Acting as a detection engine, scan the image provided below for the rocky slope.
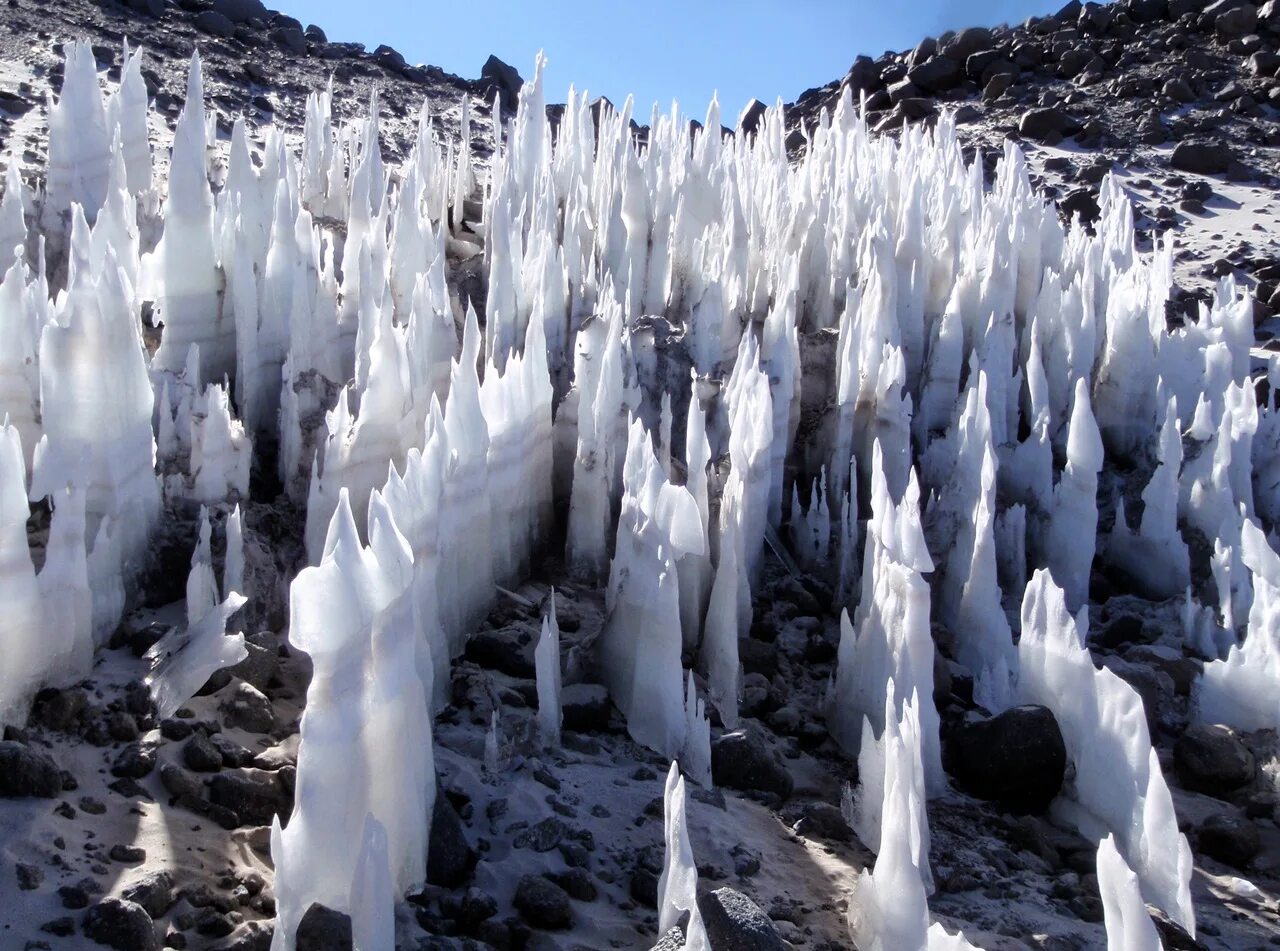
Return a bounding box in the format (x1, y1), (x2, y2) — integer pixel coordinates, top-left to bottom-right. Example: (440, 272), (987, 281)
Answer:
(783, 0), (1280, 313)
(2, 2), (1280, 951)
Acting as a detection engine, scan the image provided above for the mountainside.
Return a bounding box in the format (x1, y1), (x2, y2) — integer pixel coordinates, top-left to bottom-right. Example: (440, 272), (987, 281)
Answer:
(782, 0), (1280, 308)
(0, 2), (1279, 951)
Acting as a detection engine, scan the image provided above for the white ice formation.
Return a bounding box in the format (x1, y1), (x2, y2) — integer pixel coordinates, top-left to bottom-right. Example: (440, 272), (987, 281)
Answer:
(832, 447), (943, 794)
(1196, 517), (1280, 731)
(145, 591), (248, 721)
(271, 490), (434, 950)
(601, 419), (705, 758)
(1018, 569), (1194, 935)
(535, 590), (562, 748)
(846, 679), (981, 951)
(2, 36), (1271, 944)
(1097, 833), (1165, 951)
(658, 762), (709, 951)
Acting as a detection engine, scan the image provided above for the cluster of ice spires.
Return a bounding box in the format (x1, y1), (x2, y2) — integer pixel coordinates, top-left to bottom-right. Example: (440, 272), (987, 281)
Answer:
(2, 32), (1276, 947)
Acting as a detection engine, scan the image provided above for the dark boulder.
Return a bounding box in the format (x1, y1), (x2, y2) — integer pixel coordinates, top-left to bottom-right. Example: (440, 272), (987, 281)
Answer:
(183, 732), (224, 772)
(940, 27), (994, 62)
(738, 99), (768, 136)
(120, 871), (176, 919)
(561, 683), (611, 732)
(31, 687), (88, 731)
(649, 926), (686, 951)
(1061, 187), (1101, 223)
(906, 56), (965, 93)
(124, 0), (167, 16)
(373, 45), (407, 73)
(712, 727), (794, 800)
(428, 790), (477, 887)
(82, 898), (159, 951)
(1249, 50), (1280, 76)
(1019, 106), (1080, 142)
(1171, 141), (1233, 175)
(1164, 77), (1196, 102)
(194, 10), (235, 37)
(1125, 0), (1169, 20)
(844, 56), (882, 94)
(1175, 724), (1255, 797)
(1198, 813), (1261, 868)
(944, 705), (1066, 814)
(481, 55), (523, 110)
(207, 769), (290, 826)
(211, 0), (267, 21)
(0, 741), (63, 798)
(465, 628), (535, 679)
(295, 903), (352, 951)
(793, 801), (853, 843)
(697, 887), (787, 951)
(1215, 1), (1258, 34)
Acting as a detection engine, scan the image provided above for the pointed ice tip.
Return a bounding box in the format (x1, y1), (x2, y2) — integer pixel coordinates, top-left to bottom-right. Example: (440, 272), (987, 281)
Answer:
(187, 48), (203, 101)
(665, 760), (681, 789)
(462, 301), (481, 359)
(323, 487), (363, 561)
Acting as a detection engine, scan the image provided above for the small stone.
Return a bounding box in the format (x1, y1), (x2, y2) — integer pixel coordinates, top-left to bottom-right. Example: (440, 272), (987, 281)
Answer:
(40, 917), (75, 937)
(183, 733), (224, 772)
(513, 875), (573, 930)
(111, 743), (156, 779)
(220, 682), (275, 733)
(79, 796), (106, 815)
(456, 887), (498, 929)
(59, 883), (91, 909)
(515, 816), (566, 852)
(16, 861), (42, 890)
(109, 844), (146, 864)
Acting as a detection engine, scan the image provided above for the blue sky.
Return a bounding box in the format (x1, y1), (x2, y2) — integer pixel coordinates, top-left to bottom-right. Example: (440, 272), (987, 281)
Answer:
(273, 0), (1064, 123)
